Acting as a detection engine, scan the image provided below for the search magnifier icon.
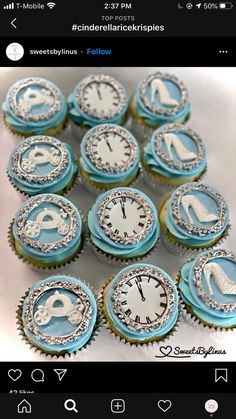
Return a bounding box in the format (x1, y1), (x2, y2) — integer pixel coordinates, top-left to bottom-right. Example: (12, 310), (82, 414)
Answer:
(64, 399), (78, 413)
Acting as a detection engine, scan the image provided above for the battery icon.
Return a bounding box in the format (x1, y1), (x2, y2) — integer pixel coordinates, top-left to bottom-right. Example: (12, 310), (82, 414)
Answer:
(219, 2), (233, 9)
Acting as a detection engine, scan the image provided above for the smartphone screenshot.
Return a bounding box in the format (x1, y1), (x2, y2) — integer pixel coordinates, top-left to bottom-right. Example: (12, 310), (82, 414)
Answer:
(0, 1), (235, 418)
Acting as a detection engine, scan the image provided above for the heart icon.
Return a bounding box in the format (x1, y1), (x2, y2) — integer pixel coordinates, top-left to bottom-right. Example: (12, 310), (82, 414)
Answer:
(8, 369), (22, 382)
(157, 400), (172, 413)
(159, 345), (172, 357)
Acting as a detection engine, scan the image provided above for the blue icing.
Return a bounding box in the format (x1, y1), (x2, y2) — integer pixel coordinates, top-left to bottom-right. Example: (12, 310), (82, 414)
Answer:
(88, 187), (160, 258)
(143, 127), (206, 179)
(80, 124), (140, 185)
(165, 183), (229, 246)
(22, 276), (97, 353)
(3, 77), (67, 134)
(8, 137), (77, 195)
(179, 253), (236, 327)
(105, 263), (178, 341)
(13, 194), (82, 264)
(132, 76), (190, 127)
(68, 77), (128, 127)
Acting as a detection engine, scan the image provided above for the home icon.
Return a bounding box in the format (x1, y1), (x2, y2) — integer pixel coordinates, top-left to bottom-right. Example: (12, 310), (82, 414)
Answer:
(17, 399), (32, 414)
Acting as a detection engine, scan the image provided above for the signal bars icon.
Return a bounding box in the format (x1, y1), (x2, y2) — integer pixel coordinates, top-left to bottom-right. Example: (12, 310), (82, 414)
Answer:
(3, 2), (14, 8)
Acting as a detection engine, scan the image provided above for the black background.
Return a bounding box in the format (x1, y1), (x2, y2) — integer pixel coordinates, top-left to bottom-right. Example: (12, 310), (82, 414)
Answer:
(0, 37), (234, 66)
(0, 0), (235, 37)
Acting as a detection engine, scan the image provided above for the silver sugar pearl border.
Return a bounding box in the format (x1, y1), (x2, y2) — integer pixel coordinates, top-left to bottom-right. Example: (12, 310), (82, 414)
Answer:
(153, 123), (205, 171)
(140, 72), (188, 116)
(23, 281), (93, 345)
(11, 136), (69, 183)
(97, 189), (155, 245)
(85, 124), (139, 173)
(15, 194), (80, 253)
(112, 266), (177, 333)
(171, 183), (228, 236)
(8, 77), (63, 122)
(193, 249), (236, 313)
(75, 74), (127, 120)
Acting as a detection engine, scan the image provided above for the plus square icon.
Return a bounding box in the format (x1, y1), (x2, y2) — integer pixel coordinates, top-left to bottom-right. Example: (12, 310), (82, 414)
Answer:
(111, 399), (126, 414)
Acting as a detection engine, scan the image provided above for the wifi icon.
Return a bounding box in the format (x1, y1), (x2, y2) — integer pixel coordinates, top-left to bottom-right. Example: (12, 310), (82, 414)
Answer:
(47, 2), (56, 9)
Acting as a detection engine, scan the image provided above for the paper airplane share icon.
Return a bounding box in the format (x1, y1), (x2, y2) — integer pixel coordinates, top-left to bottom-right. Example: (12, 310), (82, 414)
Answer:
(54, 369), (67, 381)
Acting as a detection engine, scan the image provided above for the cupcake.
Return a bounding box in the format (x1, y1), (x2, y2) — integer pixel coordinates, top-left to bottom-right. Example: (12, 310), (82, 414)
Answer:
(88, 187), (160, 265)
(159, 183), (230, 257)
(143, 124), (207, 194)
(2, 77), (67, 138)
(79, 124), (141, 195)
(9, 194), (84, 269)
(19, 275), (98, 355)
(68, 74), (128, 141)
(129, 72), (190, 143)
(179, 249), (236, 329)
(7, 135), (78, 196)
(102, 263), (179, 344)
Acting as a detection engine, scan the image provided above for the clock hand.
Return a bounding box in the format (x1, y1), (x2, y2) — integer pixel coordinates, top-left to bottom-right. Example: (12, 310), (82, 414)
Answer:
(96, 83), (102, 100)
(120, 199), (127, 219)
(105, 135), (113, 152)
(135, 279), (146, 302)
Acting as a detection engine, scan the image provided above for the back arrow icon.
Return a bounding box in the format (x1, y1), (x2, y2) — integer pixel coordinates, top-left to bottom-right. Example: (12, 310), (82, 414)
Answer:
(11, 18), (17, 29)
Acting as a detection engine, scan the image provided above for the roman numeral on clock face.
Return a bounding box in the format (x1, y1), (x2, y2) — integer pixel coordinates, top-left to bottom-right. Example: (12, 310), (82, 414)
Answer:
(125, 309), (132, 316)
(146, 317), (151, 324)
(135, 315), (140, 323)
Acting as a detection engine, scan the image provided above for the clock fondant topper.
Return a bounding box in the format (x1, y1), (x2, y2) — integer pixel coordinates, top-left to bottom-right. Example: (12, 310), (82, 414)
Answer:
(68, 74), (128, 141)
(79, 124), (141, 194)
(103, 263), (179, 343)
(88, 187), (160, 262)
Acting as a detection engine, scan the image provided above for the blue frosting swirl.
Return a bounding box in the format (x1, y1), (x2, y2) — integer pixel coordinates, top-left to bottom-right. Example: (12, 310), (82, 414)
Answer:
(68, 76), (128, 127)
(3, 77), (67, 134)
(88, 187), (160, 258)
(13, 194), (82, 265)
(132, 77), (190, 127)
(22, 276), (97, 353)
(143, 126), (206, 181)
(164, 183), (229, 247)
(105, 263), (179, 341)
(179, 252), (236, 327)
(80, 124), (140, 185)
(8, 136), (77, 195)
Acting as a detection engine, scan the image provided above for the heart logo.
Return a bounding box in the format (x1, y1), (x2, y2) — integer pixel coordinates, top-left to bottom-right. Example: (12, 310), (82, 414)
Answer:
(159, 345), (172, 357)
(8, 369), (22, 382)
(157, 400), (172, 413)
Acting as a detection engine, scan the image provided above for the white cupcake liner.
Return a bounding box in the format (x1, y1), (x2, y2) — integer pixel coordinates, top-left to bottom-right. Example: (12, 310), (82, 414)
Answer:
(143, 170), (176, 196)
(130, 116), (156, 144)
(179, 299), (236, 334)
(161, 224), (231, 259)
(79, 165), (143, 198)
(98, 279), (181, 347)
(89, 237), (160, 268)
(8, 211), (88, 273)
(142, 166), (207, 197)
(16, 279), (103, 358)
